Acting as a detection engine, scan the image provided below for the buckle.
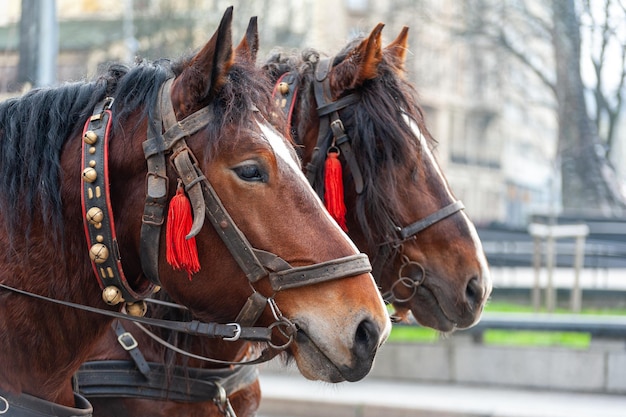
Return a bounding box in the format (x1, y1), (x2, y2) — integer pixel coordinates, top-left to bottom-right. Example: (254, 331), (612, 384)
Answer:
(223, 323), (242, 342)
(117, 331), (139, 350)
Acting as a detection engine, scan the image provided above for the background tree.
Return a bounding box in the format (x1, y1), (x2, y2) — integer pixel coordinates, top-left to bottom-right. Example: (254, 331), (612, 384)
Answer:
(456, 0), (626, 216)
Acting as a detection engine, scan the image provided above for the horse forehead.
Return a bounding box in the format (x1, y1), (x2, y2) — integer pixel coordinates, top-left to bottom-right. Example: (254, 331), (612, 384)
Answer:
(256, 120), (302, 174)
(401, 113), (455, 199)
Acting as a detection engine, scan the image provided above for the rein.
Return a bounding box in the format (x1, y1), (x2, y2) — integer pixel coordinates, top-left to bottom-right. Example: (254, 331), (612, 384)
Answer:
(0, 75), (377, 414)
(272, 57), (466, 304)
(0, 390), (92, 417)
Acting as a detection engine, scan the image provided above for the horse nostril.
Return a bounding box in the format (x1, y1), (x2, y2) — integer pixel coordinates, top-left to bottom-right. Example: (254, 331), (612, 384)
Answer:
(353, 319), (379, 359)
(466, 276), (483, 309)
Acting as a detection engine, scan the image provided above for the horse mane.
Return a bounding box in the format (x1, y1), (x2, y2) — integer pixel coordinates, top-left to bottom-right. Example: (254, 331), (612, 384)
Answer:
(0, 51), (279, 246)
(263, 36), (437, 249)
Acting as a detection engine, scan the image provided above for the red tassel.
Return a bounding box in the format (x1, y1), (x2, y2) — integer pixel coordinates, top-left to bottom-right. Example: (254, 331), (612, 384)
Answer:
(324, 151), (348, 231)
(166, 183), (200, 280)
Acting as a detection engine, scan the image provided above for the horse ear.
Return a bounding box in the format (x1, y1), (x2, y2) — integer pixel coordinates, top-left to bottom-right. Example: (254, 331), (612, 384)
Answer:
(176, 6), (234, 110)
(235, 16), (259, 64)
(384, 26), (409, 71)
(330, 23), (384, 95)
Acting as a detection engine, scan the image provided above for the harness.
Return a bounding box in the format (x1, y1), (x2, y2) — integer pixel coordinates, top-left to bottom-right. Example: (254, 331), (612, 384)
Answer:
(272, 56), (465, 305)
(1, 76), (374, 416)
(0, 390), (92, 417)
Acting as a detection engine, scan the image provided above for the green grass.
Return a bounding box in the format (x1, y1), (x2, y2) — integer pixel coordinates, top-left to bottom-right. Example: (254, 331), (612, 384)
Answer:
(386, 301), (625, 348)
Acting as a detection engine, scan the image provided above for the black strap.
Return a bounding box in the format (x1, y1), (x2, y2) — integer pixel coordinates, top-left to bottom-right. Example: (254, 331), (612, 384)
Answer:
(76, 360), (258, 403)
(397, 201), (465, 241)
(0, 283), (271, 342)
(112, 321), (152, 379)
(82, 99), (156, 302)
(310, 57), (365, 194)
(0, 388), (92, 417)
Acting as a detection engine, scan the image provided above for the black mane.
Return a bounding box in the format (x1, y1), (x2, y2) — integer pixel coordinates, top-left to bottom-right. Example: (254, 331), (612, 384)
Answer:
(0, 52), (276, 242)
(263, 37), (435, 248)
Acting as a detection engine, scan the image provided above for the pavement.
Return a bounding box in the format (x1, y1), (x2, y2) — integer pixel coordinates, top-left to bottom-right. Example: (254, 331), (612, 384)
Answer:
(257, 372), (626, 417)
(255, 266), (626, 417)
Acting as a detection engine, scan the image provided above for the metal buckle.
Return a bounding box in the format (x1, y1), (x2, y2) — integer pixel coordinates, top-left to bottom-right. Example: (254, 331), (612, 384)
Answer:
(0, 395), (8, 414)
(223, 323), (242, 342)
(117, 331), (139, 350)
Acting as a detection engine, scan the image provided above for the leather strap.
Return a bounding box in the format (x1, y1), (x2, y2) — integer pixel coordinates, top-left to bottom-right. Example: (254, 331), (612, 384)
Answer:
(81, 99), (156, 302)
(112, 321), (152, 379)
(268, 253), (371, 291)
(397, 201), (465, 241)
(310, 57), (364, 194)
(0, 388), (92, 417)
(76, 360), (258, 403)
(0, 283), (271, 342)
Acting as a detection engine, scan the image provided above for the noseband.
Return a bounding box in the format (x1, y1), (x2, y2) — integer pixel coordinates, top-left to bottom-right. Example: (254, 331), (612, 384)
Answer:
(136, 77), (372, 323)
(272, 57), (465, 304)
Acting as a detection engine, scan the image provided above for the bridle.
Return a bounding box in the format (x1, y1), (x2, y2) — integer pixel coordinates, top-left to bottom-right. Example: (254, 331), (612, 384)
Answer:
(0, 74), (375, 416)
(272, 56), (465, 305)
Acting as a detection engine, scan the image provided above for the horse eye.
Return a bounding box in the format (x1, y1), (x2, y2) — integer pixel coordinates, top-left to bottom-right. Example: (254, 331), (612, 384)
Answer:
(232, 163), (267, 182)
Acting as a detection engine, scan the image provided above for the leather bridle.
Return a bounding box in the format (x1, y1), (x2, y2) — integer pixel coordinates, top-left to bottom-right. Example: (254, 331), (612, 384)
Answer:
(272, 56), (465, 305)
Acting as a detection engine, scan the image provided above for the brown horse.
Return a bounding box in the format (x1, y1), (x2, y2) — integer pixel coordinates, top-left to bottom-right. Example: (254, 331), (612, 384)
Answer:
(265, 23), (492, 330)
(0, 7), (390, 416)
(77, 19), (492, 417)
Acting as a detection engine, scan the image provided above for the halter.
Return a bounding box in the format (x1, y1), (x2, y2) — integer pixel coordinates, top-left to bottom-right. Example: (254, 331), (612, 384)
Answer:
(0, 75), (375, 416)
(272, 57), (465, 304)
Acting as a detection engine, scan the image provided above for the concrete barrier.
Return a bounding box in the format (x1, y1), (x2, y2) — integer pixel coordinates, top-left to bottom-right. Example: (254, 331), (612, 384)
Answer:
(367, 334), (626, 394)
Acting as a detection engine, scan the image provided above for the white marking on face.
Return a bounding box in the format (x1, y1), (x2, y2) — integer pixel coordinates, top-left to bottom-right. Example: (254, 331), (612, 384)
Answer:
(256, 120), (360, 252)
(403, 115), (492, 291)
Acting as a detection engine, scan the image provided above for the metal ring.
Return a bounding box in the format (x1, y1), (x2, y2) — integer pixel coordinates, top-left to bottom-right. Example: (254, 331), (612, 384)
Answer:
(0, 396), (8, 414)
(389, 276), (419, 303)
(268, 320), (296, 350)
(398, 260), (426, 287)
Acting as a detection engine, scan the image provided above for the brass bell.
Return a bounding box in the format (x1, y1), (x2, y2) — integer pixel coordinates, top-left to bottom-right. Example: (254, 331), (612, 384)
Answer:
(126, 301), (147, 317)
(89, 243), (109, 264)
(278, 82), (289, 95)
(83, 130), (98, 145)
(86, 207), (104, 225)
(102, 285), (124, 305)
(82, 167), (97, 183)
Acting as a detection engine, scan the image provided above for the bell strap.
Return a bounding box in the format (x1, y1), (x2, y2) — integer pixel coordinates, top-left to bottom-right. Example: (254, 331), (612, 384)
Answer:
(0, 388), (92, 417)
(81, 98), (156, 302)
(76, 360), (258, 403)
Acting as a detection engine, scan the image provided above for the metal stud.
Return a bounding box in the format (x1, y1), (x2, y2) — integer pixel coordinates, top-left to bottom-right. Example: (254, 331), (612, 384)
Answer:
(126, 301), (147, 317)
(278, 82), (289, 95)
(89, 243), (109, 263)
(82, 167), (97, 183)
(83, 130), (98, 144)
(102, 285), (123, 305)
(86, 207), (104, 225)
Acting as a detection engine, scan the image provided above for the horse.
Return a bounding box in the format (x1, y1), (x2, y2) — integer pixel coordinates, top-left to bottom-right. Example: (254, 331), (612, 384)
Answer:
(0, 7), (391, 416)
(77, 18), (493, 417)
(264, 23), (492, 330)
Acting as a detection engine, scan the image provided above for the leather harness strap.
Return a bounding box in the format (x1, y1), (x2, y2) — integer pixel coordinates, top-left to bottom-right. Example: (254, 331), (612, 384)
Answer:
(76, 360), (258, 403)
(0, 389), (93, 417)
(311, 58), (364, 194)
(81, 99), (157, 302)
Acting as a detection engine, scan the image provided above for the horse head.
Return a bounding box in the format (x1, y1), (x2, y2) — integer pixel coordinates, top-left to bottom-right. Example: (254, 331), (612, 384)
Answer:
(264, 23), (492, 333)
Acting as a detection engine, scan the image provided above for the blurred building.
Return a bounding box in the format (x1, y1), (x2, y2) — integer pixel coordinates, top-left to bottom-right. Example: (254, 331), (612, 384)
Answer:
(0, 0), (560, 227)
